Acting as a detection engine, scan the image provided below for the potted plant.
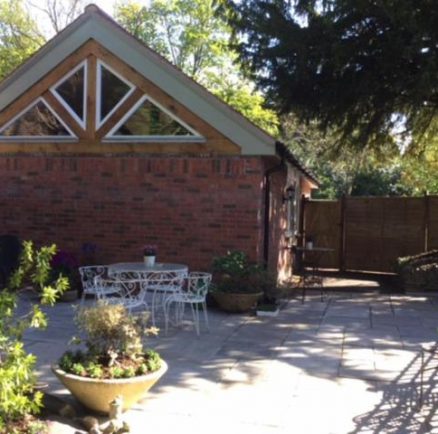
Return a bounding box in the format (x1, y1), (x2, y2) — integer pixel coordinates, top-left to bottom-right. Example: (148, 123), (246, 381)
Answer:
(143, 244), (157, 267)
(211, 251), (270, 313)
(80, 242), (99, 266)
(50, 250), (80, 302)
(52, 303), (167, 413)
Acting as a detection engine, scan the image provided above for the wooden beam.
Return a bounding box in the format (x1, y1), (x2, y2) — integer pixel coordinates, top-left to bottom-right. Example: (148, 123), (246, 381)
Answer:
(42, 91), (86, 139)
(85, 54), (97, 139)
(0, 39), (241, 155)
(0, 40), (96, 127)
(0, 141), (219, 154)
(95, 88), (143, 139)
(88, 42), (240, 154)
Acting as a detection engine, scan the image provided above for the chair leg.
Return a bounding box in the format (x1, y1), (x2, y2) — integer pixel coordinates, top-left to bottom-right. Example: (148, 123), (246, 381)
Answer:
(151, 290), (158, 328)
(178, 302), (186, 326)
(190, 303), (200, 336)
(203, 301), (209, 331)
(164, 299), (171, 335)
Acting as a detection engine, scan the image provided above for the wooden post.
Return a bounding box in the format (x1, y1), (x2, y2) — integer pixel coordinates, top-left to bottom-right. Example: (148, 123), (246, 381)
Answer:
(424, 193), (430, 252)
(295, 194), (307, 272)
(339, 194), (346, 272)
(298, 194), (306, 248)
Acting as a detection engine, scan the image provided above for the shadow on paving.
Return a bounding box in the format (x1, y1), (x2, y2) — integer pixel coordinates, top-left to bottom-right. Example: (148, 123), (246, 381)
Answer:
(18, 280), (438, 433)
(349, 349), (438, 434)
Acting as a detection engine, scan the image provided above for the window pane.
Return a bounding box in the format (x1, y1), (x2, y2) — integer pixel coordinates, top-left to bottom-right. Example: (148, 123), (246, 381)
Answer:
(113, 99), (194, 136)
(55, 66), (84, 120)
(0, 101), (71, 136)
(100, 65), (131, 120)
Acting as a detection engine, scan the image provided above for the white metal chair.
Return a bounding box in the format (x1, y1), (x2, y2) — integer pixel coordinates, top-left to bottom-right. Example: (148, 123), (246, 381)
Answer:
(164, 272), (212, 336)
(94, 272), (149, 314)
(146, 270), (187, 326)
(78, 265), (120, 304)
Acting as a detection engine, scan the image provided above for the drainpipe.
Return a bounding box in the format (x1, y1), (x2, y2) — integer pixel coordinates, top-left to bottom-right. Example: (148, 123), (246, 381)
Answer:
(263, 158), (286, 269)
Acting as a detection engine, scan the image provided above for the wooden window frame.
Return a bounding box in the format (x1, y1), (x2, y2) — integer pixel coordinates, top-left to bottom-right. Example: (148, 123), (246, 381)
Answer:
(50, 60), (88, 130)
(0, 97), (77, 142)
(96, 60), (135, 129)
(104, 94), (205, 143)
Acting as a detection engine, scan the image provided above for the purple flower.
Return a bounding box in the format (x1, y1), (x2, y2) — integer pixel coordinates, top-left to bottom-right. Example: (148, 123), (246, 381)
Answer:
(143, 245), (157, 256)
(51, 250), (78, 270)
(81, 242), (97, 255)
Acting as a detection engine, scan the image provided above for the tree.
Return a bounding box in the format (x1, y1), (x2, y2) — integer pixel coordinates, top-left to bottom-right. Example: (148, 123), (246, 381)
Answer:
(228, 0), (438, 151)
(281, 114), (412, 197)
(116, 0), (230, 81)
(115, 0), (279, 135)
(0, 0), (45, 80)
(400, 145), (438, 195)
(27, 0), (84, 36)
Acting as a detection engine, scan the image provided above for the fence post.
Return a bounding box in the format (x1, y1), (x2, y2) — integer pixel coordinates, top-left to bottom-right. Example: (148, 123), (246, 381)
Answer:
(339, 194), (346, 272)
(424, 193), (430, 252)
(295, 194), (307, 272)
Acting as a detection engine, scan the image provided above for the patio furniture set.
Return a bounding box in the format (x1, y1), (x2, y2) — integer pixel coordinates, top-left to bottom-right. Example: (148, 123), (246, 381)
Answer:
(78, 262), (212, 335)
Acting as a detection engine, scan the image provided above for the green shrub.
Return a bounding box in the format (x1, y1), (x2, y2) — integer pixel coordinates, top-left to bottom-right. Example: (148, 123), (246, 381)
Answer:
(0, 241), (67, 431)
(58, 304), (161, 379)
(211, 251), (277, 295)
(109, 367), (125, 379)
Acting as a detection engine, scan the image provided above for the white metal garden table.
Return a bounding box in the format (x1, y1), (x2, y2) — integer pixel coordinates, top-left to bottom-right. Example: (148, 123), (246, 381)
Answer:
(108, 262), (189, 325)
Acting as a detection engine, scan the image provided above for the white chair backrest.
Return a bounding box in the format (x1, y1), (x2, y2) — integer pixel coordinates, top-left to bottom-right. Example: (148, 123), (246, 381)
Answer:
(78, 265), (107, 291)
(187, 272), (212, 297)
(147, 270), (187, 292)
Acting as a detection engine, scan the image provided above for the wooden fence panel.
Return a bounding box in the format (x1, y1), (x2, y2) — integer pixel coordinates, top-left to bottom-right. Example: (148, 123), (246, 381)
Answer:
(344, 197), (425, 272)
(303, 195), (438, 273)
(304, 200), (340, 268)
(428, 197), (438, 250)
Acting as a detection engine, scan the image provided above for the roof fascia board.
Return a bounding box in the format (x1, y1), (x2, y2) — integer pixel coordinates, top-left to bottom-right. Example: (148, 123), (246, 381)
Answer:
(0, 16), (94, 108)
(0, 12), (276, 156)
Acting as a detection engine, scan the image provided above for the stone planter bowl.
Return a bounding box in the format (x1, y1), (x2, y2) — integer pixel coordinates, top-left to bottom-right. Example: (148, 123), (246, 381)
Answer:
(211, 291), (262, 313)
(52, 360), (168, 413)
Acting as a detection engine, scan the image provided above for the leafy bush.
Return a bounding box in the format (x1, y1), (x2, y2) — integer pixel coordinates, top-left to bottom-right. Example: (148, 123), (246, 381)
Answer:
(49, 249), (80, 292)
(211, 251), (276, 295)
(0, 241), (68, 432)
(58, 303), (161, 379)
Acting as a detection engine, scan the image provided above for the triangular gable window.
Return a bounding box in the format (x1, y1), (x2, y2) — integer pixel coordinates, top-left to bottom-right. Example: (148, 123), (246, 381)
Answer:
(97, 61), (134, 128)
(0, 98), (75, 140)
(105, 95), (202, 141)
(51, 61), (87, 128)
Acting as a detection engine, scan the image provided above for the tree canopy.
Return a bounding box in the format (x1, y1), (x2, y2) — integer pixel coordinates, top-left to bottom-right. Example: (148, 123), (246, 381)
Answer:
(115, 0), (279, 135)
(228, 0), (438, 151)
(0, 0), (45, 80)
(281, 114), (414, 198)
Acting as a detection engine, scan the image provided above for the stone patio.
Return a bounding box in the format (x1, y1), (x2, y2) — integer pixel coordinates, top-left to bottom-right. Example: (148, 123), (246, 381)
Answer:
(21, 282), (438, 433)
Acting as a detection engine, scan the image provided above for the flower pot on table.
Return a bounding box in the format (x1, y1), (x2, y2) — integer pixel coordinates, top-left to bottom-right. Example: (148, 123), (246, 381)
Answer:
(144, 256), (156, 267)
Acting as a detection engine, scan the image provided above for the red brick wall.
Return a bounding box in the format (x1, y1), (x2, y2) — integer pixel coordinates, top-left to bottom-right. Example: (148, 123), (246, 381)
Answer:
(0, 155), (266, 271)
(265, 164), (290, 279)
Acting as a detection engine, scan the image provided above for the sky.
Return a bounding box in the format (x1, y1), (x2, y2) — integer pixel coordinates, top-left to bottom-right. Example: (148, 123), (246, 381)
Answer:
(92, 0), (151, 15)
(28, 0), (151, 37)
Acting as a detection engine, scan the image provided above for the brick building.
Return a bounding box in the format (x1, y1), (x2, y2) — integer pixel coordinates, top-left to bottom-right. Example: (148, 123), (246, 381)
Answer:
(0, 5), (316, 280)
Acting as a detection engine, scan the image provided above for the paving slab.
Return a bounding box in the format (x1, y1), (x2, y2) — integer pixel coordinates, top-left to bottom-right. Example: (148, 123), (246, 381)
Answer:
(15, 285), (438, 434)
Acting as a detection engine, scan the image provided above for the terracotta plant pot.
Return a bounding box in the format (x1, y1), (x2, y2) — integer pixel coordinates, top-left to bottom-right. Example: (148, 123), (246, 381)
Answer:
(52, 360), (167, 413)
(211, 291), (262, 313)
